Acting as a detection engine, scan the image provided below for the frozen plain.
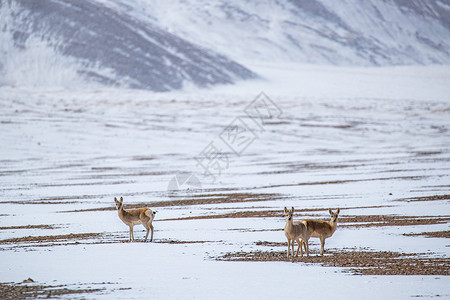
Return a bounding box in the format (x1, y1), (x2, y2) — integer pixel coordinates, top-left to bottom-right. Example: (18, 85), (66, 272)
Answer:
(0, 63), (450, 299)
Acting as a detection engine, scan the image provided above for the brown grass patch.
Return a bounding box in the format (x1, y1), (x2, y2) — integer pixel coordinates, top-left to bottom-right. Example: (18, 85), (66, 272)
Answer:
(404, 231), (450, 238)
(157, 239), (213, 244)
(340, 215), (450, 227)
(0, 232), (210, 250)
(218, 249), (450, 275)
(396, 194), (450, 202)
(152, 192), (283, 207)
(260, 176), (426, 189)
(255, 241), (285, 247)
(0, 280), (103, 299)
(64, 192), (283, 213)
(0, 225), (59, 230)
(159, 208), (450, 229)
(161, 210), (283, 221)
(0, 195), (100, 205)
(229, 228), (282, 232)
(0, 233), (103, 245)
(0, 232), (132, 250)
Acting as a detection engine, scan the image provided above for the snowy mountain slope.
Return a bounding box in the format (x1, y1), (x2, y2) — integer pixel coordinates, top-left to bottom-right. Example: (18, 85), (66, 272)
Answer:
(0, 0), (256, 90)
(118, 0), (450, 66)
(1, 0), (449, 90)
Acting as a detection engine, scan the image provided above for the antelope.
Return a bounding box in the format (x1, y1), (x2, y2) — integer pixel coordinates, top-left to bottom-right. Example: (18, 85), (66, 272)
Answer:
(302, 209), (340, 256)
(114, 197), (156, 242)
(283, 207), (310, 257)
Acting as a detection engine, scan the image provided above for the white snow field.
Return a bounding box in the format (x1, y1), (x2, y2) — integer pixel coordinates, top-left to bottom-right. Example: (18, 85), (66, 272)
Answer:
(1, 63), (450, 299)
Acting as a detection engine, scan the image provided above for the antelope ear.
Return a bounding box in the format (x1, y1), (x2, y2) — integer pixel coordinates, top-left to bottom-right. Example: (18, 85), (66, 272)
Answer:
(336, 208), (340, 215)
(291, 207), (294, 213)
(114, 197), (117, 202)
(284, 207), (288, 214)
(120, 197), (123, 203)
(329, 209), (333, 215)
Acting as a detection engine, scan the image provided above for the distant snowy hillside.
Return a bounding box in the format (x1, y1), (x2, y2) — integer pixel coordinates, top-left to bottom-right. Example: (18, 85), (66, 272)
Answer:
(1, 0), (449, 90)
(117, 0), (450, 65)
(0, 0), (256, 90)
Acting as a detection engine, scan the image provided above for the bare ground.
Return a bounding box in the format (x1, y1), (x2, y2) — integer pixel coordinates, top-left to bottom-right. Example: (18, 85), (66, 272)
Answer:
(404, 231), (450, 238)
(0, 225), (60, 230)
(396, 194), (450, 202)
(0, 279), (103, 300)
(62, 192), (285, 213)
(0, 232), (217, 250)
(218, 249), (450, 275)
(159, 209), (450, 229)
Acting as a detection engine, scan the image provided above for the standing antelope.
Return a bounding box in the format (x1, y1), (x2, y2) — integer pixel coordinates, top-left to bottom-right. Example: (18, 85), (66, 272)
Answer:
(114, 197), (156, 242)
(283, 207), (310, 257)
(302, 209), (340, 256)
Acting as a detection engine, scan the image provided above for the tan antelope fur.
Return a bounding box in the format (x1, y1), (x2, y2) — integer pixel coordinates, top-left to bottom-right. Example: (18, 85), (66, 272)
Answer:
(302, 209), (340, 256)
(283, 207), (310, 257)
(114, 197), (156, 242)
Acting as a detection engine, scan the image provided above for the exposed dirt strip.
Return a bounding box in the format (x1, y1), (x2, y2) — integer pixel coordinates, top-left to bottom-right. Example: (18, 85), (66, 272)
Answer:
(0, 225), (60, 230)
(0, 279), (103, 300)
(396, 194), (450, 202)
(63, 192), (284, 212)
(0, 232), (217, 250)
(0, 233), (103, 244)
(339, 215), (450, 228)
(159, 211), (450, 228)
(404, 231), (450, 238)
(218, 249), (450, 275)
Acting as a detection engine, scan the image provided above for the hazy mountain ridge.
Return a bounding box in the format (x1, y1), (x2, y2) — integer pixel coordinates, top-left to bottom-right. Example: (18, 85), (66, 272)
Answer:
(124, 0), (450, 66)
(0, 0), (256, 90)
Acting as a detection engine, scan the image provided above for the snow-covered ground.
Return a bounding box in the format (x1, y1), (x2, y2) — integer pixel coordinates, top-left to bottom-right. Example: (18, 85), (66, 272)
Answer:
(0, 64), (449, 299)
